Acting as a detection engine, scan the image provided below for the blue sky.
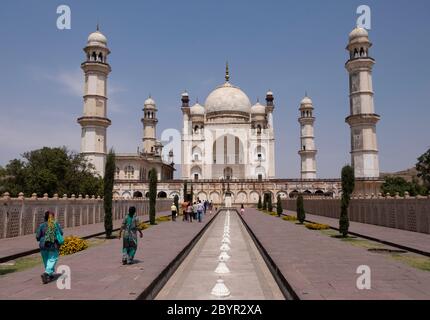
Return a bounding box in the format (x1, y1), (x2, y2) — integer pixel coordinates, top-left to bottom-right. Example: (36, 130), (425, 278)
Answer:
(0, 0), (429, 178)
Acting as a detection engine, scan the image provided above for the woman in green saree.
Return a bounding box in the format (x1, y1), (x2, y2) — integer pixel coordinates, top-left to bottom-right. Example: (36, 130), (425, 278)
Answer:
(36, 211), (63, 284)
(119, 206), (143, 265)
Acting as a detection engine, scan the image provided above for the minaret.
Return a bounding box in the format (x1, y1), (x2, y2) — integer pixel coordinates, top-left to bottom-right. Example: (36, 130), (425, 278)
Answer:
(78, 26), (111, 176)
(181, 91), (191, 179)
(141, 96), (158, 154)
(298, 95), (317, 179)
(345, 27), (380, 178)
(265, 90), (274, 128)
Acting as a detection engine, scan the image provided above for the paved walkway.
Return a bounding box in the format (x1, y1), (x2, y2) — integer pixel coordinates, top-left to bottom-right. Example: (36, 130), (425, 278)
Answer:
(285, 210), (430, 254)
(156, 210), (283, 300)
(243, 209), (430, 300)
(0, 211), (169, 261)
(0, 212), (215, 299)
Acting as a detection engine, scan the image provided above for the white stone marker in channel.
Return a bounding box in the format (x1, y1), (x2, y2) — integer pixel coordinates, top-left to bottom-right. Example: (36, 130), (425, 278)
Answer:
(215, 261), (230, 274)
(211, 279), (231, 298)
(219, 251), (230, 262)
(220, 243), (231, 252)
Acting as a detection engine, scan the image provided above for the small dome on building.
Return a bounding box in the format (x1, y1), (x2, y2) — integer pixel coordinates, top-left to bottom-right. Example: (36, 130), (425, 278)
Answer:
(348, 27), (369, 41)
(190, 103), (205, 115)
(144, 97), (156, 106)
(251, 102), (266, 114)
(87, 30), (107, 47)
(300, 96), (313, 105)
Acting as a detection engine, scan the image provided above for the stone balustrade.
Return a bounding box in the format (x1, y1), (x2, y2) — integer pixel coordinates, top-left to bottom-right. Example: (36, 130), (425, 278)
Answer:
(282, 193), (430, 234)
(0, 192), (172, 239)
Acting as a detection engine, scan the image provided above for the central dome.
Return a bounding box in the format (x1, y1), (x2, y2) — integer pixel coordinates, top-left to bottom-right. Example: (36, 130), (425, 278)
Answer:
(205, 82), (252, 116)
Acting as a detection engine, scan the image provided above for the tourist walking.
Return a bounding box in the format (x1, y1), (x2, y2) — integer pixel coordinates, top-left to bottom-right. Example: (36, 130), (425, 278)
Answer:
(193, 202), (198, 220)
(36, 211), (64, 284)
(181, 201), (188, 221)
(209, 201), (213, 214)
(119, 206), (143, 265)
(187, 203), (193, 222)
(197, 200), (204, 223)
(240, 203), (245, 215)
(171, 202), (178, 221)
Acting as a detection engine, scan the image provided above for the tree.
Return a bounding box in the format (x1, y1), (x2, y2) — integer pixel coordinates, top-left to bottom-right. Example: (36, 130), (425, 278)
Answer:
(416, 148), (430, 188)
(276, 194), (283, 217)
(381, 176), (427, 197)
(267, 194), (273, 212)
(0, 147), (102, 197)
(174, 194), (179, 215)
(183, 181), (188, 202)
(103, 149), (115, 238)
(296, 195), (305, 224)
(262, 193), (267, 211)
(257, 195), (262, 210)
(149, 168), (157, 225)
(339, 165), (355, 237)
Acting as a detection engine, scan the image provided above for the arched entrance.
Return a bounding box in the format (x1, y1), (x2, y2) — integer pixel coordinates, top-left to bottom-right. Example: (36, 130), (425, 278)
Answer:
(223, 167), (233, 180)
(133, 191), (143, 198)
(157, 191), (167, 198)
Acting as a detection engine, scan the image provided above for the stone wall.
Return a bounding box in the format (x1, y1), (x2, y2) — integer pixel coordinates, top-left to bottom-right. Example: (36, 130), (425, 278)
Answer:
(0, 193), (171, 239)
(282, 196), (430, 234)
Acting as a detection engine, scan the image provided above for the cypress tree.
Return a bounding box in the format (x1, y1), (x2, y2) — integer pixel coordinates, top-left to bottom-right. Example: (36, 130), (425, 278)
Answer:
(262, 193), (267, 211)
(296, 194), (305, 224)
(183, 181), (188, 202)
(257, 195), (262, 210)
(174, 194), (179, 215)
(103, 149), (115, 238)
(276, 194), (283, 217)
(149, 168), (157, 225)
(339, 165), (355, 237)
(267, 194), (273, 212)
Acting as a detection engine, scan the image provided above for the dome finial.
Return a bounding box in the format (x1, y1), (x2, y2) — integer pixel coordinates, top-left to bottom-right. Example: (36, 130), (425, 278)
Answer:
(225, 61), (230, 82)
(96, 20), (100, 31)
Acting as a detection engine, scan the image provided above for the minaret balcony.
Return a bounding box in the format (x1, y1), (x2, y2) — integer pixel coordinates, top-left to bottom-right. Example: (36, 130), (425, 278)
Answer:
(81, 61), (111, 73)
(77, 116), (111, 128)
(298, 150), (317, 156)
(345, 113), (380, 126)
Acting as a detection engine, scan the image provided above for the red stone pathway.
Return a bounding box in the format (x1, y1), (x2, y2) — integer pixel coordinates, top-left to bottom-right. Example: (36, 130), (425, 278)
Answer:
(0, 212), (215, 299)
(242, 209), (430, 300)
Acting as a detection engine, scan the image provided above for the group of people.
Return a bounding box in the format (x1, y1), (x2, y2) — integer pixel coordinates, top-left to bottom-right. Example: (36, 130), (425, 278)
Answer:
(182, 199), (213, 223)
(36, 206), (143, 284)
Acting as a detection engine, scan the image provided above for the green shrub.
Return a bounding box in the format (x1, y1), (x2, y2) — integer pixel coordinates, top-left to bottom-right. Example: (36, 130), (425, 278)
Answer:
(297, 195), (305, 224)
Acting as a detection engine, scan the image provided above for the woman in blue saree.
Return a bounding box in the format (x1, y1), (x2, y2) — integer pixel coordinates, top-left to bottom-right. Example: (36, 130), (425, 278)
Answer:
(36, 211), (63, 284)
(119, 206), (143, 265)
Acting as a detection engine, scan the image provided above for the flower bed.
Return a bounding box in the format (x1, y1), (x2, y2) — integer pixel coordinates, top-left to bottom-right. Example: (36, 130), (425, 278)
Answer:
(305, 223), (330, 230)
(282, 215), (297, 221)
(59, 236), (88, 256)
